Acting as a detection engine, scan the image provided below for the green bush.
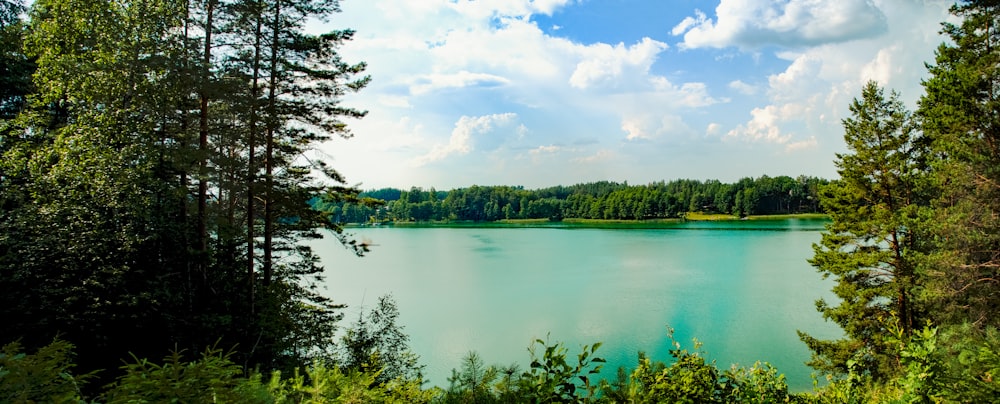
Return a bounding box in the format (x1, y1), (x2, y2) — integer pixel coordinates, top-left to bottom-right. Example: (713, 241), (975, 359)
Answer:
(598, 328), (791, 403)
(518, 338), (604, 403)
(719, 361), (790, 403)
(104, 346), (251, 403)
(0, 339), (92, 403)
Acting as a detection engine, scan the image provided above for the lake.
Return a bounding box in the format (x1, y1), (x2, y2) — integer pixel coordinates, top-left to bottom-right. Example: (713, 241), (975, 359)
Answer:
(309, 218), (842, 392)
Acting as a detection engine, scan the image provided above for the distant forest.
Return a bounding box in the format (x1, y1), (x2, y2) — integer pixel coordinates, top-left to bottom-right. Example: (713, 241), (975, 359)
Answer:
(314, 175), (829, 223)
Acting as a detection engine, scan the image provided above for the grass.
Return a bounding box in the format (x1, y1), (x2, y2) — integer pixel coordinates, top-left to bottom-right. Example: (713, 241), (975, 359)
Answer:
(684, 212), (830, 221)
(497, 218), (553, 224)
(561, 218), (683, 225)
(744, 213), (829, 220)
(684, 212), (737, 221)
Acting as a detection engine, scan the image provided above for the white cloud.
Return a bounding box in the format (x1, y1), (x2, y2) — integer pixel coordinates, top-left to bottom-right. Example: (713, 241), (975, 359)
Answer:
(621, 114), (694, 141)
(530, 145), (563, 155)
(859, 45), (902, 85)
(728, 79), (758, 95)
(722, 0), (951, 153)
(726, 103), (805, 144)
(328, 0), (711, 179)
(706, 123), (721, 136)
(408, 71), (511, 95)
(650, 80), (719, 108)
(448, 0), (575, 19)
(674, 0), (888, 49)
(671, 11), (706, 36)
(319, 0), (951, 188)
(568, 37), (668, 90)
(412, 113), (520, 166)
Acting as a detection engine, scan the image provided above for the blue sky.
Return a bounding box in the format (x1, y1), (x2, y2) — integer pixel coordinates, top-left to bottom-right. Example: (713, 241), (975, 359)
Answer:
(312, 0), (953, 190)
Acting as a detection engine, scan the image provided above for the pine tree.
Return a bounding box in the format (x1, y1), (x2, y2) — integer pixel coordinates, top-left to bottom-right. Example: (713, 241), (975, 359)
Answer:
(0, 0), (370, 384)
(799, 81), (930, 379)
(918, 0), (1000, 331)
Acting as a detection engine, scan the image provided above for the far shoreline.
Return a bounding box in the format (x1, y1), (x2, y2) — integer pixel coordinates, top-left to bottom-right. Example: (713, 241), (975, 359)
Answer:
(343, 213), (829, 229)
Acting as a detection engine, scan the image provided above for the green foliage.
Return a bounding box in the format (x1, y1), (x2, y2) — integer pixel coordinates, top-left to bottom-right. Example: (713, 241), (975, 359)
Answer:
(719, 361), (790, 404)
(0, 0), (33, 120)
(105, 346), (248, 404)
(802, 372), (897, 404)
(440, 352), (505, 403)
(598, 329), (790, 404)
(0, 0), (367, 388)
(802, 81), (929, 380)
(928, 324), (1000, 403)
(517, 338), (604, 403)
(891, 323), (947, 403)
(0, 339), (91, 403)
(647, 340), (718, 403)
(316, 176), (828, 224)
(338, 294), (424, 385)
(266, 363), (434, 404)
(4, 340), (433, 403)
(917, 0), (1000, 334)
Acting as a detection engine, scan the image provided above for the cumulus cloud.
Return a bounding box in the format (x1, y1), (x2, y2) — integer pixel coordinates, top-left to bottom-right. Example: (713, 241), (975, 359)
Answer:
(726, 103), (805, 144)
(621, 114), (694, 141)
(568, 37), (668, 89)
(448, 0), (575, 19)
(673, 0), (888, 49)
(706, 123), (721, 136)
(720, 0), (951, 154)
(331, 0), (711, 174)
(322, 0), (950, 187)
(648, 79), (719, 108)
(412, 113), (520, 166)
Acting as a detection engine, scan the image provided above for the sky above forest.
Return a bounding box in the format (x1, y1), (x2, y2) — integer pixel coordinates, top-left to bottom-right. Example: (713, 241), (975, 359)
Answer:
(310, 0), (953, 190)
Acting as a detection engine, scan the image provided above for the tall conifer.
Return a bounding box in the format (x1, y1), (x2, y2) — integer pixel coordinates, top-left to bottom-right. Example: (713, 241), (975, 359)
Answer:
(918, 0), (1000, 330)
(799, 82), (929, 379)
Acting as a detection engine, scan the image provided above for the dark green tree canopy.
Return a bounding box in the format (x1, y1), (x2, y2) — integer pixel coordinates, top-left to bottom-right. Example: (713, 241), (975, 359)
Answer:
(0, 0), (368, 390)
(800, 81), (930, 380)
(918, 0), (1000, 330)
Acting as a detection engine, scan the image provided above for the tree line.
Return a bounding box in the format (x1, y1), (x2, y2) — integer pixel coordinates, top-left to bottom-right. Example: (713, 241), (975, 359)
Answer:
(316, 175), (828, 223)
(0, 0), (370, 392)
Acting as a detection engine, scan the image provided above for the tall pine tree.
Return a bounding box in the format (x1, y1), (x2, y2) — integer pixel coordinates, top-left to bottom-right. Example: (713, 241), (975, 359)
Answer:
(0, 0), (370, 384)
(799, 81), (930, 380)
(918, 0), (1000, 331)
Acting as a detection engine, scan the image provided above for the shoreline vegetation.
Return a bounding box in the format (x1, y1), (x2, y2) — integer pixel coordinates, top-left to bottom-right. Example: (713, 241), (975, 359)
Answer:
(314, 176), (831, 226)
(348, 212), (830, 228)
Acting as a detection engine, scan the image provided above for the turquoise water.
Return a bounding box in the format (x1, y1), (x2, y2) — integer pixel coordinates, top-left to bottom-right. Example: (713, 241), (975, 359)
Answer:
(310, 219), (841, 392)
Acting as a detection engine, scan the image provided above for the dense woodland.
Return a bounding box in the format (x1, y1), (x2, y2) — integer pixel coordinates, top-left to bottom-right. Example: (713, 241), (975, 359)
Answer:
(0, 0), (372, 394)
(3, 0), (1000, 402)
(315, 176), (828, 223)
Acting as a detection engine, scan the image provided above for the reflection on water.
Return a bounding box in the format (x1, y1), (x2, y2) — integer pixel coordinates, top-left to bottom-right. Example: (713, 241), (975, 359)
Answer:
(309, 219), (840, 392)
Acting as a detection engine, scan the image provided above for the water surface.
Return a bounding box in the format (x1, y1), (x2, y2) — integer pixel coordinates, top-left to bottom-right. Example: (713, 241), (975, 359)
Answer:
(310, 219), (841, 391)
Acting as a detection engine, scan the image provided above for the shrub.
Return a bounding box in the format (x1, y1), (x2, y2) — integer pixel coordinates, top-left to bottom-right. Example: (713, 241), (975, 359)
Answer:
(0, 339), (92, 403)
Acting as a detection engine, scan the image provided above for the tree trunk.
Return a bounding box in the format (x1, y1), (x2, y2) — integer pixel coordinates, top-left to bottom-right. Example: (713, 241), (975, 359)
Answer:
(263, 0), (281, 287)
(198, 0), (215, 269)
(247, 6), (264, 312)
